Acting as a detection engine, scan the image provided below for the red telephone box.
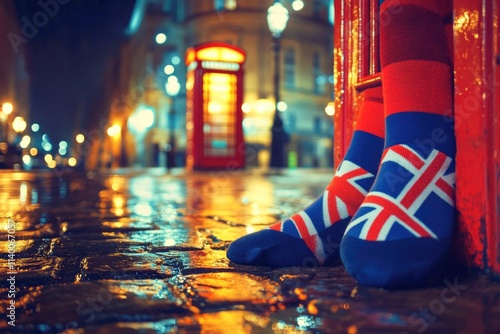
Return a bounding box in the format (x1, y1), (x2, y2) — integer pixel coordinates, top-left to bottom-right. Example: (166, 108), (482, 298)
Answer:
(184, 42), (246, 169)
(333, 0), (500, 275)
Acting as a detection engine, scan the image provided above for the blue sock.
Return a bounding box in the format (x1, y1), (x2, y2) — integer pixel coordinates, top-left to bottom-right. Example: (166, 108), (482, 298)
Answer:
(341, 113), (456, 287)
(227, 127), (384, 267)
(227, 86), (386, 267)
(340, 0), (456, 287)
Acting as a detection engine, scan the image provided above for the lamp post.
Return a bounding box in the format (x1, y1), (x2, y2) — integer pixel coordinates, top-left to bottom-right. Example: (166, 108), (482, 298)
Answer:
(165, 76), (181, 169)
(128, 107), (155, 166)
(267, 1), (289, 168)
(1, 102), (13, 142)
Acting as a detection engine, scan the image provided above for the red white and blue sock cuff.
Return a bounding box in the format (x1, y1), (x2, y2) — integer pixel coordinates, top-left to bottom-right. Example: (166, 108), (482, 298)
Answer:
(385, 112), (455, 158)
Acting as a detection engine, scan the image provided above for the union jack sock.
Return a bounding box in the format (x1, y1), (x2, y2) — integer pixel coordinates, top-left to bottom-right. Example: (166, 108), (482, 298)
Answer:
(340, 0), (456, 287)
(227, 87), (384, 267)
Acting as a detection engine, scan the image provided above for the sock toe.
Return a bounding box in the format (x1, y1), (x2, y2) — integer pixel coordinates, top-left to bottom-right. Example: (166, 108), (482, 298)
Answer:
(340, 235), (451, 288)
(227, 229), (317, 267)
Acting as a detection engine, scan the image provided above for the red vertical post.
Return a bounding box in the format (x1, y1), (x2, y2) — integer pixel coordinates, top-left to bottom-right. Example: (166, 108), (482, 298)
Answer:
(333, 0), (364, 168)
(453, 0), (500, 274)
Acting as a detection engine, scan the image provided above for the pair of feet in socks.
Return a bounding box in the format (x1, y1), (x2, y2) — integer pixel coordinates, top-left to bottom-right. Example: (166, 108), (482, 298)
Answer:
(227, 111), (456, 288)
(227, 0), (456, 288)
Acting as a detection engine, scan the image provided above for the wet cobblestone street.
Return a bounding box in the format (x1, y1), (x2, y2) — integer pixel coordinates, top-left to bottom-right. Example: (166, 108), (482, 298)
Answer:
(1, 168), (500, 334)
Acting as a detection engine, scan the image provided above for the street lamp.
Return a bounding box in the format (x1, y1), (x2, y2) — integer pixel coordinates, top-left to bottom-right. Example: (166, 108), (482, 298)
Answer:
(165, 75), (181, 169)
(1, 102), (13, 142)
(2, 102), (13, 115)
(128, 107), (155, 166)
(12, 116), (27, 133)
(267, 1), (289, 168)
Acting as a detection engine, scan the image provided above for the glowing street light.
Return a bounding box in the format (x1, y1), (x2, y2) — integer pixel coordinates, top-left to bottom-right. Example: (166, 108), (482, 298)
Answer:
(164, 65), (175, 75)
(20, 135), (31, 149)
(325, 102), (335, 116)
(12, 116), (27, 133)
(76, 133), (85, 143)
(128, 107), (155, 167)
(22, 154), (31, 165)
(165, 76), (181, 97)
(155, 33), (167, 44)
(267, 1), (289, 168)
(267, 1), (289, 39)
(1, 102), (14, 142)
(291, 0), (304, 11)
(128, 107), (155, 134)
(277, 101), (288, 112)
(107, 125), (121, 137)
(165, 76), (181, 169)
(2, 102), (13, 115)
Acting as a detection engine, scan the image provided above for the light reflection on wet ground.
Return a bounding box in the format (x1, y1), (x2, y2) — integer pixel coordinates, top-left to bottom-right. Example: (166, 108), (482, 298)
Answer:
(0, 169), (499, 333)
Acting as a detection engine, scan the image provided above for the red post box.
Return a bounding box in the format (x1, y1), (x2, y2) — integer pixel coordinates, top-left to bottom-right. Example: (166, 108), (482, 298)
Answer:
(184, 42), (246, 170)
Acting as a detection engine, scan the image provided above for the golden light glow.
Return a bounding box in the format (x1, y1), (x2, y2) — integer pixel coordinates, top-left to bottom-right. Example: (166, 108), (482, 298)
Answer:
(20, 135), (31, 149)
(196, 46), (245, 63)
(76, 133), (85, 143)
(112, 195), (125, 216)
(203, 73), (234, 116)
(325, 102), (335, 116)
(68, 157), (77, 166)
(164, 65), (174, 75)
(242, 103), (251, 113)
(207, 73), (231, 84)
(30, 148), (38, 156)
(12, 116), (27, 132)
(186, 75), (194, 92)
(208, 101), (223, 114)
(2, 102), (13, 114)
(347, 325), (358, 334)
(245, 225), (255, 234)
(47, 160), (57, 168)
(44, 154), (53, 163)
(185, 48), (196, 65)
(255, 99), (274, 113)
(113, 196), (125, 208)
(22, 155), (31, 165)
(107, 125), (121, 137)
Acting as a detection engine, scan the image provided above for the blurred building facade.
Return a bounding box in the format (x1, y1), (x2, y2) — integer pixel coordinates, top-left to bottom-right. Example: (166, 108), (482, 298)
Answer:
(99, 0), (333, 169)
(0, 0), (30, 143)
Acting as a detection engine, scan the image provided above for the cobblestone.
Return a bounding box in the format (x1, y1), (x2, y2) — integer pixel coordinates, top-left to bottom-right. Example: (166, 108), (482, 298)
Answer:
(0, 169), (499, 333)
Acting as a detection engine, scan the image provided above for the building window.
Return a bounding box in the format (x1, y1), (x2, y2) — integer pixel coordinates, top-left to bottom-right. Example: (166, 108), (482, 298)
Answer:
(314, 117), (322, 134)
(287, 113), (296, 132)
(313, 52), (324, 94)
(284, 48), (295, 89)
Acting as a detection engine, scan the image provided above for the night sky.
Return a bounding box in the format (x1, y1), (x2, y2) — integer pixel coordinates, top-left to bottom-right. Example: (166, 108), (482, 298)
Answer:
(14, 0), (136, 145)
